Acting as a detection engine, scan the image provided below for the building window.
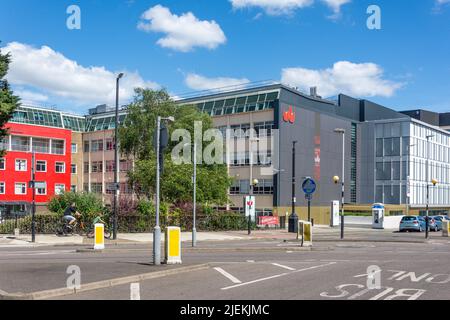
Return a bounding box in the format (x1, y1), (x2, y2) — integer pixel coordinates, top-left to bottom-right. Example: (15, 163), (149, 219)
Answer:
(71, 164), (77, 174)
(0, 158), (5, 170)
(36, 182), (47, 195)
(105, 160), (115, 172)
(11, 136), (30, 152)
(120, 182), (131, 194)
(36, 160), (47, 172)
(70, 185), (77, 193)
(91, 140), (104, 152)
(84, 162), (89, 174)
(350, 123), (357, 203)
(83, 183), (89, 192)
(84, 141), (90, 152)
(32, 138), (50, 154)
(55, 162), (65, 173)
(0, 182), (5, 194)
(55, 184), (66, 195)
(254, 122), (274, 137)
(253, 179), (273, 195)
(51, 139), (65, 155)
(15, 183), (27, 195)
(71, 143), (77, 154)
(91, 161), (103, 173)
(106, 138), (114, 151)
(15, 159), (27, 172)
(91, 183), (102, 194)
(120, 160), (132, 172)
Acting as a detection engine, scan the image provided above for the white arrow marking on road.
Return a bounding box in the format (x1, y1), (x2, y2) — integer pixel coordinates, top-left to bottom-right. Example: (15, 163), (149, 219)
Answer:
(214, 267), (242, 284)
(272, 263), (296, 271)
(222, 262), (337, 290)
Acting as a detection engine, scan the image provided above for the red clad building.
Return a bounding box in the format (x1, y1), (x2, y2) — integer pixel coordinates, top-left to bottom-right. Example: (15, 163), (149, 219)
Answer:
(0, 123), (71, 215)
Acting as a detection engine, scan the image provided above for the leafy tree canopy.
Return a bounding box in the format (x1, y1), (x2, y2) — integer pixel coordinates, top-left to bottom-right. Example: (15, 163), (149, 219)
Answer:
(119, 88), (231, 206)
(0, 43), (20, 156)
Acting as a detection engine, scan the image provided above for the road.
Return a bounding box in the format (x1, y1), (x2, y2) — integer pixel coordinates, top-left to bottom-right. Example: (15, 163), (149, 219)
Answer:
(0, 235), (449, 300)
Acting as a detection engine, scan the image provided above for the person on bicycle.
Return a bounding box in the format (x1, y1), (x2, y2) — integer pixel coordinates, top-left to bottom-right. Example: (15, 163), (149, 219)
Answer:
(63, 202), (81, 226)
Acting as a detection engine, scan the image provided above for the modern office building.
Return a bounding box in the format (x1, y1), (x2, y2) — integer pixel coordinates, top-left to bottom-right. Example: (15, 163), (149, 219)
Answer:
(1, 84), (449, 223)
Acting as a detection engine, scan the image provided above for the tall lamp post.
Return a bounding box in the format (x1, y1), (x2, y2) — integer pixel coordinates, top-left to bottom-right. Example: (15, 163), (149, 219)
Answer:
(248, 179), (259, 235)
(334, 128), (345, 240)
(425, 134), (435, 239)
(154, 116), (175, 265)
(184, 142), (198, 247)
(113, 72), (124, 241)
(288, 141), (299, 233)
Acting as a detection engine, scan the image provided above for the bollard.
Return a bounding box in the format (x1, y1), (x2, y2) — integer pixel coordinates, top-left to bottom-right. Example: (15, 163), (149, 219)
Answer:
(94, 223), (105, 250)
(165, 226), (182, 265)
(443, 221), (449, 237)
(297, 220), (313, 247)
(14, 228), (20, 237)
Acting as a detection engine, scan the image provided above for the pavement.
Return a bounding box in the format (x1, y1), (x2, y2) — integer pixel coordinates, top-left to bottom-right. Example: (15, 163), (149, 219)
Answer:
(0, 226), (449, 301)
(1, 225), (446, 247)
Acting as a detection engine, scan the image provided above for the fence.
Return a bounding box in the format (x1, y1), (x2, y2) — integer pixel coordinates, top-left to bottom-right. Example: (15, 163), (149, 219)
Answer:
(0, 212), (253, 235)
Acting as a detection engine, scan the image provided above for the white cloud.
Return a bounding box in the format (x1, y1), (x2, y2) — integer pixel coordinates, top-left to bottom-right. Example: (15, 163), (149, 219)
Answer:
(437, 0), (450, 4)
(281, 61), (403, 98)
(14, 89), (49, 103)
(3, 42), (158, 106)
(185, 73), (250, 91)
(230, 0), (313, 15)
(138, 5), (226, 52)
(230, 0), (350, 16)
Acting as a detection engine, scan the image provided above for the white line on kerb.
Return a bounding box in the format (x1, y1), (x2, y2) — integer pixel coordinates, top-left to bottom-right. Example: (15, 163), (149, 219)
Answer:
(130, 283), (140, 300)
(222, 262), (337, 290)
(214, 267), (242, 284)
(272, 263), (296, 271)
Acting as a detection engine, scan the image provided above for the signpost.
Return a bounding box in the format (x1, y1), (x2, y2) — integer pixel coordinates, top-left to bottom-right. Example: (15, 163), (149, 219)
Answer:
(302, 178), (316, 222)
(244, 196), (256, 222)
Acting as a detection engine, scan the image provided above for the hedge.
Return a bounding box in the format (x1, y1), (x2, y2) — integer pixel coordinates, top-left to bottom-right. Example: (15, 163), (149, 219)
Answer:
(0, 212), (254, 234)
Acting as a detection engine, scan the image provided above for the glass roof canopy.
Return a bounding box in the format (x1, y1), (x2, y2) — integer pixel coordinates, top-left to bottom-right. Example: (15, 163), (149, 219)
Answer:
(189, 91), (279, 116)
(10, 91), (279, 133)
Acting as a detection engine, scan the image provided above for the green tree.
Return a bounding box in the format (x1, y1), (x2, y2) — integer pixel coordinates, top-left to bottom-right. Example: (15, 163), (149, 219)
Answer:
(47, 192), (106, 221)
(119, 88), (231, 206)
(0, 44), (20, 156)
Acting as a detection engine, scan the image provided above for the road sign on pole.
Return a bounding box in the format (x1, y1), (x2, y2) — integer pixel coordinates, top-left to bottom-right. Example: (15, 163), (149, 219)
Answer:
(302, 178), (316, 195)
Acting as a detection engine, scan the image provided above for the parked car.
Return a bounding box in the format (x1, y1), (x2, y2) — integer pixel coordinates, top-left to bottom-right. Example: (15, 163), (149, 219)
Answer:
(432, 216), (446, 231)
(399, 216), (427, 232)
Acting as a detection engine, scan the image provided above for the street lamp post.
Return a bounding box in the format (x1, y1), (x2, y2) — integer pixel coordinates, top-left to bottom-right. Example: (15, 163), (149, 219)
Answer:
(31, 151), (36, 243)
(154, 116), (174, 265)
(288, 141), (299, 233)
(334, 129), (345, 240)
(248, 179), (258, 235)
(192, 141), (197, 247)
(113, 72), (124, 241)
(425, 134), (434, 239)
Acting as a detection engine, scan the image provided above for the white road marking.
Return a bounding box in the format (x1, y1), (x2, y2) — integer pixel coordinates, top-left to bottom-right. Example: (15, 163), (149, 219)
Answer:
(0, 250), (75, 256)
(130, 283), (140, 300)
(272, 263), (296, 271)
(222, 262), (337, 290)
(214, 267), (242, 284)
(246, 260), (255, 263)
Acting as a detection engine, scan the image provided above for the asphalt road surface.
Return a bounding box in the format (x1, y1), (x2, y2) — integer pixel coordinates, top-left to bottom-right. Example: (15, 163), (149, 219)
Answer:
(1, 237), (449, 300)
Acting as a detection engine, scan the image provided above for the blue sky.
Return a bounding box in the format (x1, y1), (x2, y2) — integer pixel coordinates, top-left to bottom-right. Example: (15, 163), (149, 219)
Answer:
(1, 0), (449, 114)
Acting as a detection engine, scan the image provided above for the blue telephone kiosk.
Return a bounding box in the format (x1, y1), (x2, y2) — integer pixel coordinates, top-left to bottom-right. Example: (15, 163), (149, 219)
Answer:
(372, 203), (385, 229)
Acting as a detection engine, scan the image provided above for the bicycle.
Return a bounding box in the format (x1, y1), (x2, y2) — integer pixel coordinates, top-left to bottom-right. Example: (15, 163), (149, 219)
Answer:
(56, 216), (89, 236)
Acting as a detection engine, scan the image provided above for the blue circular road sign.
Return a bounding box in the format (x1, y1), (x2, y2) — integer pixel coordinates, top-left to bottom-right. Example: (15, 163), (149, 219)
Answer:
(302, 178), (316, 195)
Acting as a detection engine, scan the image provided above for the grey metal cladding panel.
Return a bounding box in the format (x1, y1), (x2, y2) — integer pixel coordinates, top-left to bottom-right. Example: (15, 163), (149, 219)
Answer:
(279, 88), (337, 116)
(277, 102), (353, 207)
(439, 113), (450, 126)
(336, 94), (361, 121)
(358, 122), (375, 204)
(363, 100), (409, 121)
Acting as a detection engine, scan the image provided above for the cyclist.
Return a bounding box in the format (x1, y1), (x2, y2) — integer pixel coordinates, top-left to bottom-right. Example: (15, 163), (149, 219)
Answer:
(63, 202), (81, 226)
